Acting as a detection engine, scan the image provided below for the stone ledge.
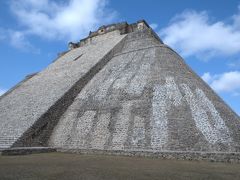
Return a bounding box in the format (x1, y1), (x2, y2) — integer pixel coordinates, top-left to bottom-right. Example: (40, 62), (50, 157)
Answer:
(68, 20), (163, 50)
(57, 148), (240, 163)
(1, 147), (56, 156)
(1, 147), (240, 163)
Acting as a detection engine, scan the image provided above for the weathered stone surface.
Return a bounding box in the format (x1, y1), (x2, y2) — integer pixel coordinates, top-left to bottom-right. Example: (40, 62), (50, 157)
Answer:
(0, 30), (126, 148)
(50, 21), (240, 155)
(57, 149), (240, 163)
(1, 147), (56, 156)
(0, 20), (240, 162)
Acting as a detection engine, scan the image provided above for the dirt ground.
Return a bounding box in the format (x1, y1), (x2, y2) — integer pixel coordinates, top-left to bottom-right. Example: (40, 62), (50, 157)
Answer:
(0, 152), (240, 180)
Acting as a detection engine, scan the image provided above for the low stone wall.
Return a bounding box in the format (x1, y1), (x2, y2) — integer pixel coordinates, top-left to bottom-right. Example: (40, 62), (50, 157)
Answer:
(1, 147), (56, 156)
(58, 148), (240, 163)
(2, 147), (240, 163)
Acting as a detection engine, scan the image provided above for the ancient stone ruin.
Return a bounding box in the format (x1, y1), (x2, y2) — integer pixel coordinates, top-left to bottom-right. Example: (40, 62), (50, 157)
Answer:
(0, 20), (240, 161)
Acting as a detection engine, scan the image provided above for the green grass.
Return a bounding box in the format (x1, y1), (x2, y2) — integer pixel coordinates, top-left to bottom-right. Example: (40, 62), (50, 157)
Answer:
(0, 152), (240, 180)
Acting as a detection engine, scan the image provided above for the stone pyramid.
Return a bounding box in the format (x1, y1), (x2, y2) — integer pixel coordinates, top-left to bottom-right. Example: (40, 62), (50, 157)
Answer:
(0, 20), (240, 160)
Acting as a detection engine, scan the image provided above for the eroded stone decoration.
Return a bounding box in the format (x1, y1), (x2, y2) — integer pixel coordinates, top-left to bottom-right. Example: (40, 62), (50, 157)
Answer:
(71, 111), (96, 148)
(91, 113), (111, 149)
(132, 116), (146, 147)
(181, 84), (232, 144)
(111, 102), (132, 150)
(151, 77), (182, 149)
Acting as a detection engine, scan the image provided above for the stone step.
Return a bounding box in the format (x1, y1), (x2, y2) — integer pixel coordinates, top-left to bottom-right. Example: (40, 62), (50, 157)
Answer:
(0, 139), (18, 141)
(0, 146), (11, 150)
(1, 147), (57, 155)
(0, 142), (13, 145)
(0, 143), (11, 146)
(0, 143), (13, 145)
(0, 137), (18, 141)
(0, 137), (18, 139)
(0, 137), (18, 149)
(0, 140), (17, 142)
(0, 143), (14, 146)
(0, 139), (17, 141)
(0, 145), (10, 148)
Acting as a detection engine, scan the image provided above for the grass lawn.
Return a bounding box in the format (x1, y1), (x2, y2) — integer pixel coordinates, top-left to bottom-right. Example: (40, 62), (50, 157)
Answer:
(0, 152), (240, 180)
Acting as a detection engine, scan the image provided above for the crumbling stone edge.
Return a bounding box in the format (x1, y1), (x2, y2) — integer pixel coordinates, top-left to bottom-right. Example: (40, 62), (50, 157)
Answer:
(1, 147), (240, 163)
(1, 147), (56, 156)
(58, 148), (240, 163)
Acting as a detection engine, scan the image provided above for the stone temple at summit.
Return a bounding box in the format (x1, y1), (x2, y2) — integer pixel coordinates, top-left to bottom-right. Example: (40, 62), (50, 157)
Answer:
(0, 20), (240, 161)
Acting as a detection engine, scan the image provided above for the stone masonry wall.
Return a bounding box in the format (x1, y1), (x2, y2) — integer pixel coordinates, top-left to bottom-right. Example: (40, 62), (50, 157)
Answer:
(1, 20), (239, 162)
(0, 30), (126, 148)
(50, 27), (240, 153)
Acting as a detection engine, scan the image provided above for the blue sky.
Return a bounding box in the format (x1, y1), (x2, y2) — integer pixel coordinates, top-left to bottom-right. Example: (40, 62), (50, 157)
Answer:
(0, 0), (240, 115)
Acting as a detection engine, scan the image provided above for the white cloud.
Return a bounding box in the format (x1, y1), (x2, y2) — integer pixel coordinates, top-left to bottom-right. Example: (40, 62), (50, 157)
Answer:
(211, 71), (240, 93)
(0, 28), (40, 52)
(150, 23), (158, 30)
(201, 72), (212, 84)
(201, 71), (240, 94)
(9, 0), (117, 41)
(160, 9), (240, 59)
(228, 59), (240, 69)
(0, 88), (7, 96)
(9, 31), (40, 53)
(0, 28), (6, 41)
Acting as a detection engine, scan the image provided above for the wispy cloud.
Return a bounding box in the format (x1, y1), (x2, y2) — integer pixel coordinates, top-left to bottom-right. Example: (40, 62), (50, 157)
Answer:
(228, 59), (240, 69)
(0, 28), (40, 53)
(0, 0), (117, 51)
(150, 23), (158, 30)
(202, 71), (240, 95)
(0, 88), (7, 96)
(201, 72), (212, 84)
(9, 31), (40, 53)
(0, 28), (6, 41)
(9, 0), (117, 41)
(160, 7), (240, 59)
